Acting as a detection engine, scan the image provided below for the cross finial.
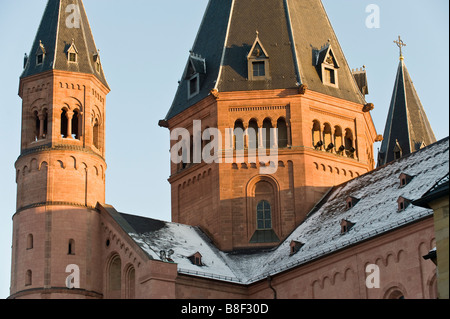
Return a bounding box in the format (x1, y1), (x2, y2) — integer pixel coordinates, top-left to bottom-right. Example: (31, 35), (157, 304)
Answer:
(394, 36), (406, 60)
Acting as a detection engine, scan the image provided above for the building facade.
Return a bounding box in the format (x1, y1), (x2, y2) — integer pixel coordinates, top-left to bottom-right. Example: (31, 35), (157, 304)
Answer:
(9, 0), (446, 299)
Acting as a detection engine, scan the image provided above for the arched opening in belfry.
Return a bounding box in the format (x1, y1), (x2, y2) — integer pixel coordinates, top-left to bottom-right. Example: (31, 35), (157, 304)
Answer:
(248, 119), (259, 150)
(234, 119), (245, 151)
(334, 125), (344, 154)
(72, 109), (80, 140)
(277, 118), (288, 148)
(323, 123), (333, 152)
(345, 128), (355, 158)
(312, 120), (322, 149)
(61, 109), (68, 138)
(93, 118), (100, 149)
(262, 118), (272, 149)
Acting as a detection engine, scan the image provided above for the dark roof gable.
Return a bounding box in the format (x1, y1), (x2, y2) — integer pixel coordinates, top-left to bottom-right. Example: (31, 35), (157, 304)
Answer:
(165, 0), (366, 121)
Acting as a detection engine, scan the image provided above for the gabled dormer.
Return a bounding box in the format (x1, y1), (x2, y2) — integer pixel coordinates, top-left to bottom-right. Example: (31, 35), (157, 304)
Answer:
(247, 32), (270, 81)
(185, 52), (206, 99)
(399, 173), (414, 188)
(340, 219), (356, 234)
(66, 39), (78, 63)
(397, 196), (411, 212)
(36, 40), (46, 65)
(290, 241), (304, 256)
(393, 139), (403, 160)
(188, 252), (203, 266)
(346, 196), (360, 210)
(315, 43), (339, 88)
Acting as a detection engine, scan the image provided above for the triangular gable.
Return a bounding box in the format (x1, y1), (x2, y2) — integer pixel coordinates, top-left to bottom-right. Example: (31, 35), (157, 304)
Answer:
(315, 44), (339, 69)
(185, 53), (206, 79)
(66, 39), (79, 55)
(36, 40), (46, 56)
(247, 32), (269, 60)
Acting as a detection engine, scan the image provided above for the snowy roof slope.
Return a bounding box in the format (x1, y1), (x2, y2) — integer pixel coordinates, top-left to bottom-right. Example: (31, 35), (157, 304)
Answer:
(118, 137), (449, 285)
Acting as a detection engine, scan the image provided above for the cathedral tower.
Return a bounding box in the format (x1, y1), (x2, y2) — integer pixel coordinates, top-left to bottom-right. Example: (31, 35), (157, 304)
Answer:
(378, 37), (436, 167)
(10, 0), (109, 298)
(160, 0), (379, 251)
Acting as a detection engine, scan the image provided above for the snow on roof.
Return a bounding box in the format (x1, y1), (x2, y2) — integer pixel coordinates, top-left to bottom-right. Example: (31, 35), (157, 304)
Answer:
(123, 137), (449, 285)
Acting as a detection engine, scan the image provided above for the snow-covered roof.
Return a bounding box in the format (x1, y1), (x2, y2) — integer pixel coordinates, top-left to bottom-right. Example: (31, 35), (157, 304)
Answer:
(118, 137), (449, 285)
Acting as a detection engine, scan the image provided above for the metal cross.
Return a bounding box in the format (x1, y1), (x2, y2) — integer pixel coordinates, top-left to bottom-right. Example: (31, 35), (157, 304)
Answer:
(394, 36), (406, 58)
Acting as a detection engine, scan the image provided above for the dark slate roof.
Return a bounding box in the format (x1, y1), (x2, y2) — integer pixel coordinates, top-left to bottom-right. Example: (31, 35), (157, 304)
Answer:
(378, 58), (436, 166)
(165, 0), (366, 120)
(21, 0), (109, 89)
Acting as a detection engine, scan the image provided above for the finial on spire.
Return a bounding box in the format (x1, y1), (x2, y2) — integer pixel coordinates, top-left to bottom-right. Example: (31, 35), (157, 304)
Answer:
(394, 36), (406, 60)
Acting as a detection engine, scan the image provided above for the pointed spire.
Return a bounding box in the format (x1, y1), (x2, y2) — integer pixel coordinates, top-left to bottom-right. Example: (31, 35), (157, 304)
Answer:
(21, 0), (109, 89)
(377, 44), (436, 167)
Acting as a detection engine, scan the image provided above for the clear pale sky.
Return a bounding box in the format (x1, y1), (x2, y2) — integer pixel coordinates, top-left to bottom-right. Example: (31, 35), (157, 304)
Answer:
(0, 0), (448, 299)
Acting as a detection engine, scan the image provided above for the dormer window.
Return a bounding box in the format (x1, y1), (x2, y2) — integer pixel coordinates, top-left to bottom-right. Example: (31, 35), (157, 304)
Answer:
(188, 74), (200, 98)
(341, 219), (355, 234)
(185, 53), (206, 99)
(247, 32), (270, 81)
(346, 196), (360, 210)
(290, 241), (304, 256)
(188, 252), (203, 266)
(36, 40), (46, 66)
(397, 197), (411, 212)
(399, 173), (413, 187)
(67, 39), (78, 63)
(315, 43), (339, 88)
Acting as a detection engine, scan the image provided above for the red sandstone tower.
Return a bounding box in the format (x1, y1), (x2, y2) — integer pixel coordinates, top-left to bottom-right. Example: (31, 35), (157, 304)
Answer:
(10, 0), (109, 299)
(160, 0), (379, 252)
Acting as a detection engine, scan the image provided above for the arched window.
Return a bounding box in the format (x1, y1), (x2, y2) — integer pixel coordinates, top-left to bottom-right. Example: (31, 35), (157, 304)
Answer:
(34, 111), (40, 141)
(61, 109), (68, 138)
(27, 234), (33, 250)
(262, 118), (272, 149)
(312, 120), (322, 149)
(93, 118), (100, 149)
(125, 266), (136, 299)
(26, 270), (32, 286)
(68, 239), (75, 255)
(323, 123), (333, 152)
(248, 119), (259, 150)
(334, 126), (344, 154)
(277, 118), (288, 148)
(345, 129), (355, 158)
(108, 255), (122, 294)
(72, 110), (80, 140)
(234, 120), (245, 150)
(257, 200), (272, 230)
